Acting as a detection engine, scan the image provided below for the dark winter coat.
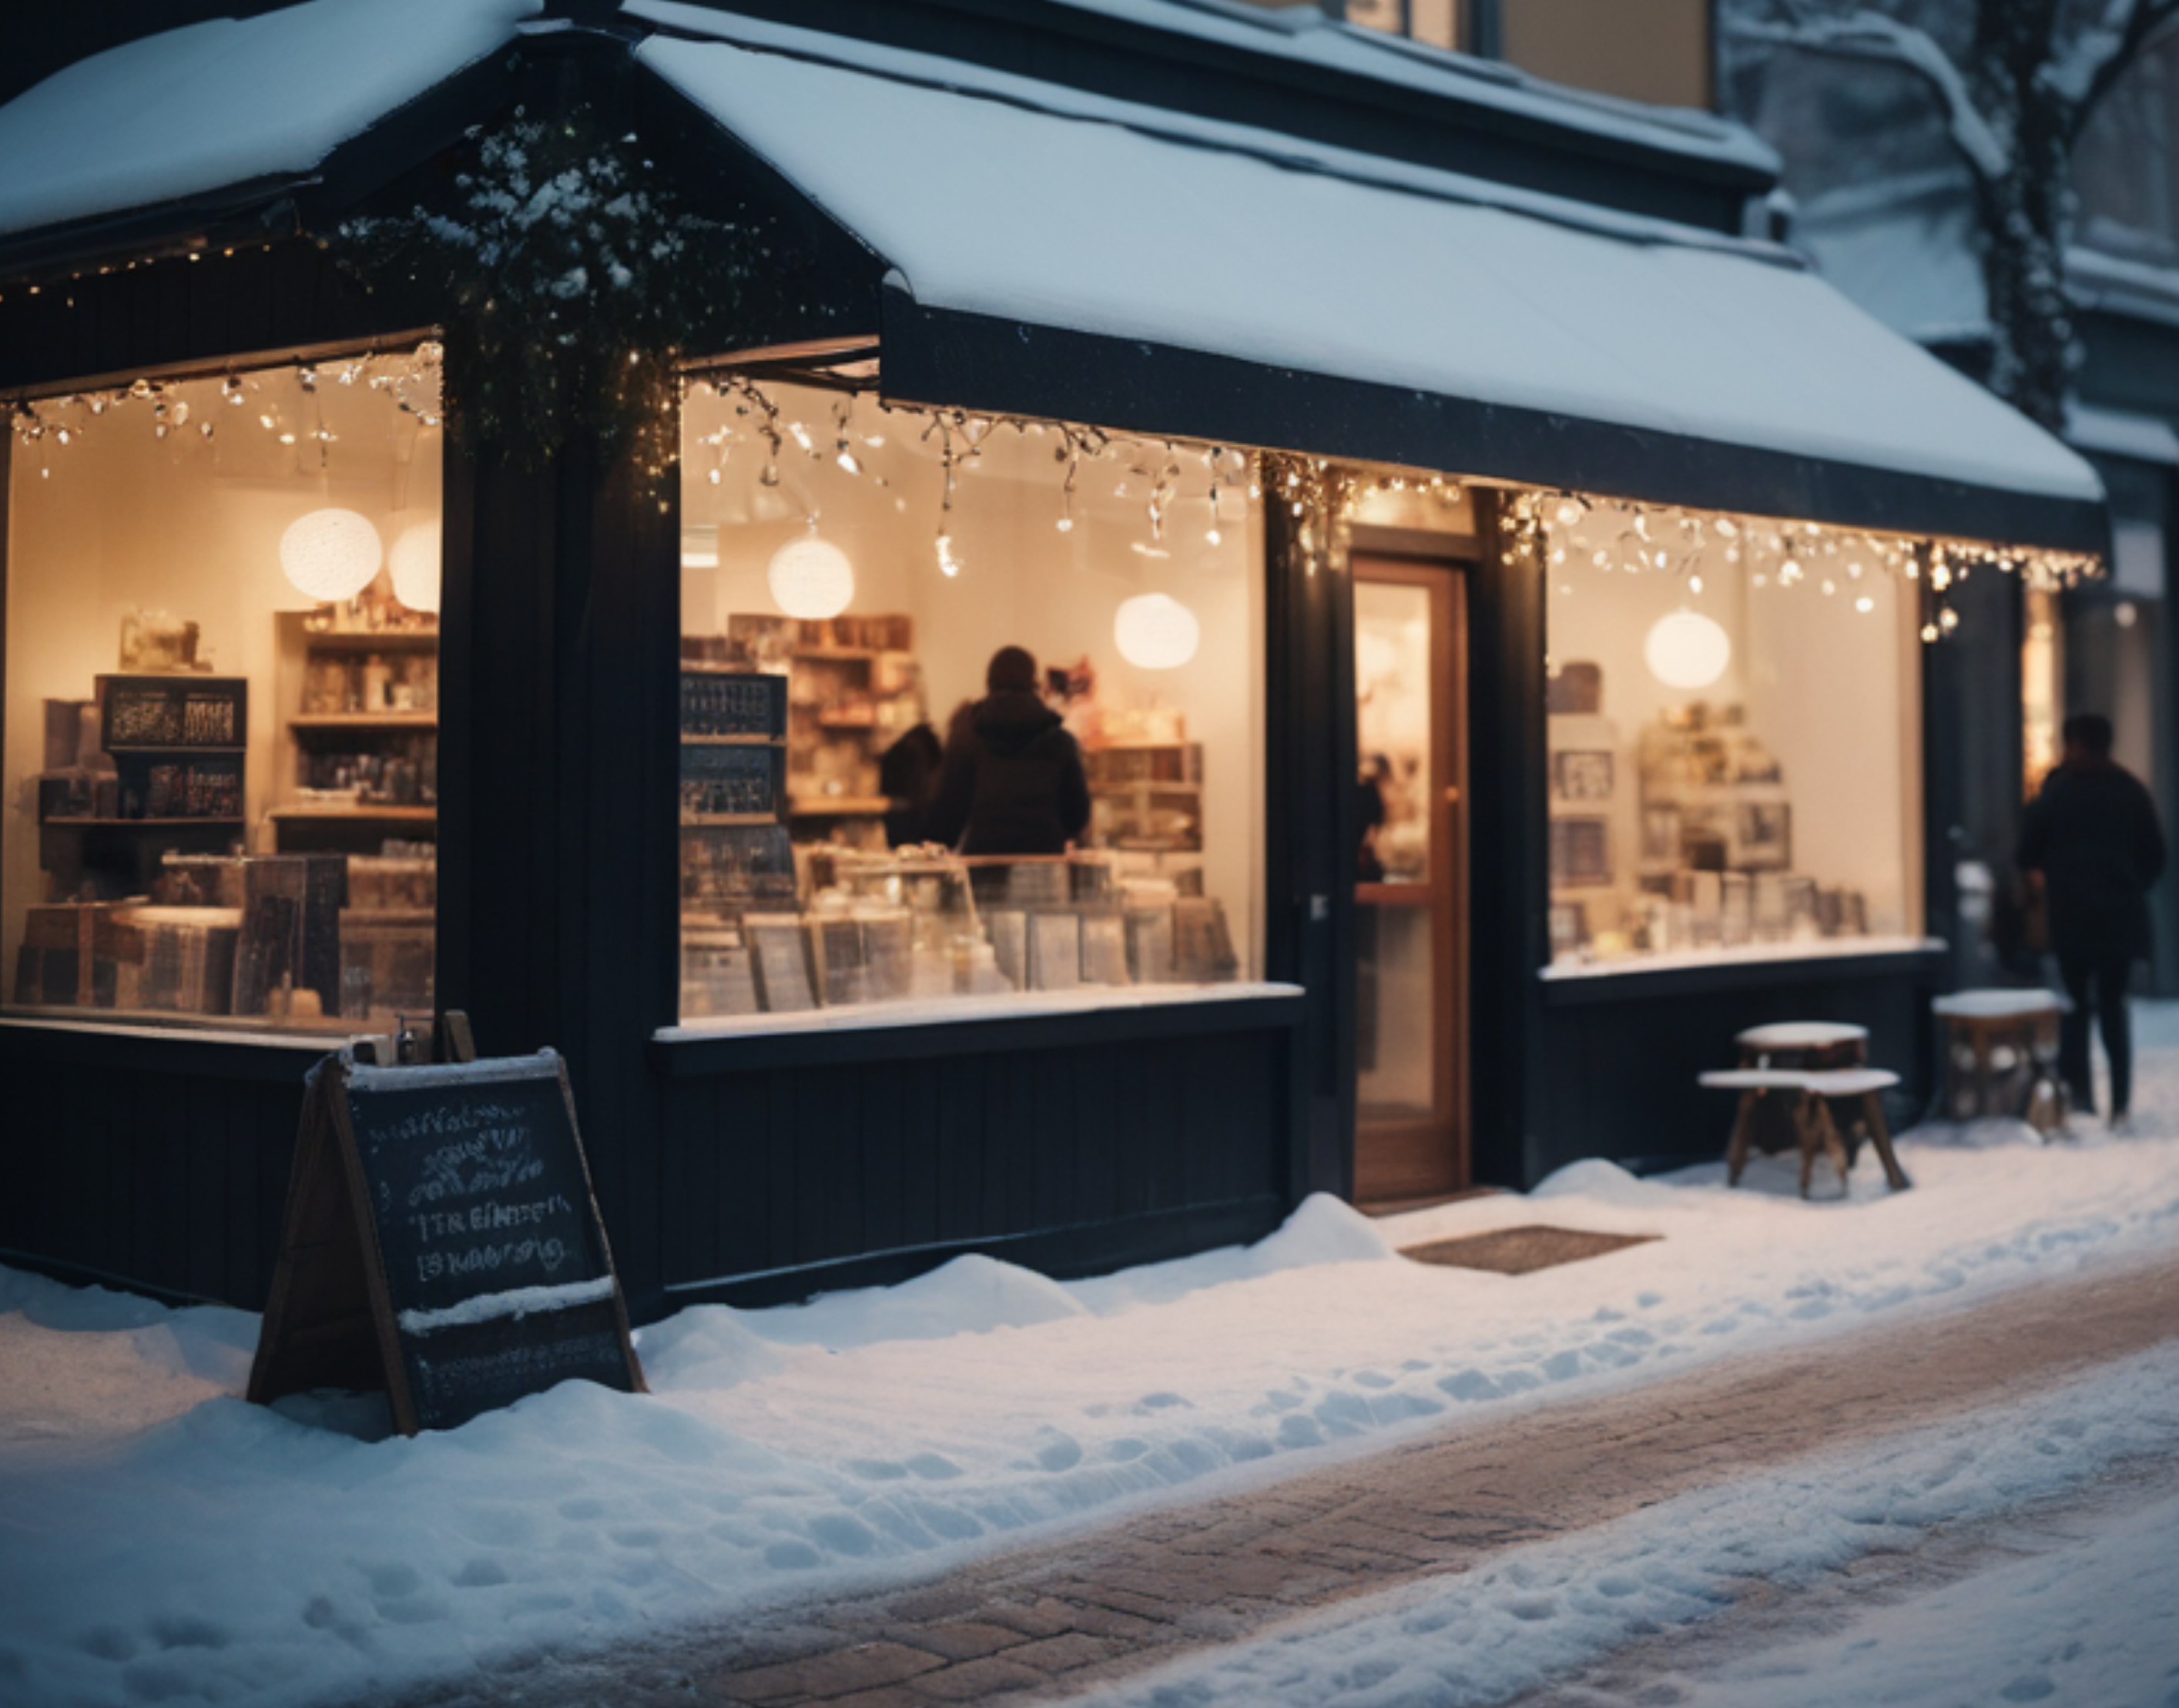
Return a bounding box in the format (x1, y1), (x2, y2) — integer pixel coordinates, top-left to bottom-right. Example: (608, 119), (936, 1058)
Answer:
(926, 691), (1091, 856)
(2016, 760), (2168, 963)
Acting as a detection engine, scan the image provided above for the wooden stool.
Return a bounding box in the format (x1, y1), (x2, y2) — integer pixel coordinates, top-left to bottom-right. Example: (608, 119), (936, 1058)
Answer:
(1930, 990), (2067, 1133)
(1701, 1067), (1910, 1198)
(1732, 1023), (1869, 1156)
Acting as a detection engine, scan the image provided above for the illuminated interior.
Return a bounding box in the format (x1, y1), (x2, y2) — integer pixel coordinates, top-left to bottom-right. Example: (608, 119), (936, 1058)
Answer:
(675, 373), (1265, 1023)
(5, 348), (442, 1030)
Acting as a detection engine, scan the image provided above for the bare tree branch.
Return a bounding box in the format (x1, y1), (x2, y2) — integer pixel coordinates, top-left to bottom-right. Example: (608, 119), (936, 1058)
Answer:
(1726, 2), (2011, 182)
(2064, 0), (2179, 132)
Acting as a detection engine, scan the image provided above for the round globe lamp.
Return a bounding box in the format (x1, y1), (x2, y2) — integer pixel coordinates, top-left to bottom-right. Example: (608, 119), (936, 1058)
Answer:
(767, 535), (856, 620)
(280, 508), (383, 604)
(1644, 610), (1731, 691)
(387, 522), (441, 615)
(1113, 592), (1201, 671)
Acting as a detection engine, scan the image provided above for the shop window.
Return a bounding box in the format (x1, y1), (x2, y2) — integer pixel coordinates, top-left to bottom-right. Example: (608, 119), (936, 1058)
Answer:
(676, 375), (1263, 1026)
(1540, 502), (1921, 972)
(5, 348), (443, 1031)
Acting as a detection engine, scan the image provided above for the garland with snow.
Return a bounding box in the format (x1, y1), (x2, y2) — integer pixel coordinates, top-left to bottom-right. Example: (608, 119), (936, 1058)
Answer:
(333, 105), (759, 471)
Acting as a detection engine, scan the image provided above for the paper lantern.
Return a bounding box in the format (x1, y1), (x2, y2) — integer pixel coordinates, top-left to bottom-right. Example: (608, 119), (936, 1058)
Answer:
(387, 523), (441, 615)
(767, 535), (856, 619)
(1644, 610), (1731, 690)
(1114, 592), (1200, 671)
(280, 508), (382, 604)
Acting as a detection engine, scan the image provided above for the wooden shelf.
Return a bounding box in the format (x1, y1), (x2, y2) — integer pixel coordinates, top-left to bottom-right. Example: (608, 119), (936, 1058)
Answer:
(681, 733), (782, 748)
(267, 805), (437, 822)
(105, 745), (246, 756)
(290, 713), (437, 732)
(41, 816), (243, 829)
(682, 812), (780, 828)
(298, 629), (439, 651)
(787, 796), (890, 816)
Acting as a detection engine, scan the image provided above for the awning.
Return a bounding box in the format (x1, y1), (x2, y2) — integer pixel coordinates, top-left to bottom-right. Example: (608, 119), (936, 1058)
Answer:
(639, 20), (2107, 553)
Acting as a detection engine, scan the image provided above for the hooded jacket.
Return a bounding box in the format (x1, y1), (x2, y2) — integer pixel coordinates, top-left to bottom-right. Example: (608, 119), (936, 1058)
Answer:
(2017, 759), (2168, 963)
(927, 691), (1091, 856)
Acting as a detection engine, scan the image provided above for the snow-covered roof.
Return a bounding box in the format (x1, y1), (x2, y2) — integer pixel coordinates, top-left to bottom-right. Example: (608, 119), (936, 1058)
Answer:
(0, 0), (538, 240)
(2069, 403), (2179, 468)
(635, 0), (1778, 179)
(639, 28), (2102, 524)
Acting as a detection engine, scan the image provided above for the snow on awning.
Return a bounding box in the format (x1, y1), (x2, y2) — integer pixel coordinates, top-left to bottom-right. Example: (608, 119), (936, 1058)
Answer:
(2068, 403), (2179, 469)
(639, 28), (2106, 553)
(0, 0), (538, 244)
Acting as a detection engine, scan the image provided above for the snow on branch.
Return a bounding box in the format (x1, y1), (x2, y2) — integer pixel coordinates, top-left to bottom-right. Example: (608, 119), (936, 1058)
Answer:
(2053, 0), (2179, 127)
(1730, 4), (2010, 181)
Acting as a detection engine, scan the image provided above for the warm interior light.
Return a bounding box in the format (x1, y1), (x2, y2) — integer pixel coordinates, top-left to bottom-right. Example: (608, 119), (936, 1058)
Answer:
(767, 534), (856, 619)
(280, 508), (382, 604)
(1113, 592), (1200, 670)
(1644, 609), (1731, 690)
(387, 523), (441, 615)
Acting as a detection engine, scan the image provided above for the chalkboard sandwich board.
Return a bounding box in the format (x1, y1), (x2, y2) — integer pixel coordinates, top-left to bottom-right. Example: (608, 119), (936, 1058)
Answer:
(249, 1039), (645, 1435)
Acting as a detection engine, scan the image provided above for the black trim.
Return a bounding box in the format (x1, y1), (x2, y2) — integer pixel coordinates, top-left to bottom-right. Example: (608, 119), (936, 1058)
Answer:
(0, 1022), (324, 1084)
(650, 991), (1307, 1077)
(1539, 944), (1949, 1008)
(879, 293), (2110, 554)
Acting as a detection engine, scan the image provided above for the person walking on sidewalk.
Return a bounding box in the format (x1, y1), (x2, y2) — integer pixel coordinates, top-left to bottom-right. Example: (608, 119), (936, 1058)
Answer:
(2017, 712), (2168, 1127)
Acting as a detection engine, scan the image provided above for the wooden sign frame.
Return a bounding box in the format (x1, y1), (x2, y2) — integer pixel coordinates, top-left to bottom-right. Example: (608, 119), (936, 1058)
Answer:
(249, 1025), (644, 1435)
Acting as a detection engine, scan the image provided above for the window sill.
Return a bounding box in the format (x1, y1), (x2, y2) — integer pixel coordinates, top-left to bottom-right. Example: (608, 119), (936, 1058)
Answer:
(1539, 937), (1946, 1006)
(0, 1013), (334, 1081)
(651, 981), (1306, 1074)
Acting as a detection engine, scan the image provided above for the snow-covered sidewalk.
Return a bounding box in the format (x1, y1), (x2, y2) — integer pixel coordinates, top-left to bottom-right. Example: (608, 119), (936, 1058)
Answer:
(6, 1010), (2179, 1707)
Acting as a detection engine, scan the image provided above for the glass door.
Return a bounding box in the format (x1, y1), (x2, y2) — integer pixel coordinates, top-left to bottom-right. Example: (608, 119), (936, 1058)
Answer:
(1353, 560), (1467, 1202)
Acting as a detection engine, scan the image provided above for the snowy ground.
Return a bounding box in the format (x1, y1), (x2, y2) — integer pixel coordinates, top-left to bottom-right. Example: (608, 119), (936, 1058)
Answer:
(5, 1009), (2179, 1707)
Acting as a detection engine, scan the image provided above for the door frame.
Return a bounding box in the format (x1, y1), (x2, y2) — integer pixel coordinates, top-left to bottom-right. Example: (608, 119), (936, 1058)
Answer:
(1351, 545), (1472, 1203)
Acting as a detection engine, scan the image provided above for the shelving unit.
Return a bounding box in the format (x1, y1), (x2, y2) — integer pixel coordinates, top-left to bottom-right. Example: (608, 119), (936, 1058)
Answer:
(273, 615), (438, 855)
(724, 614), (922, 852)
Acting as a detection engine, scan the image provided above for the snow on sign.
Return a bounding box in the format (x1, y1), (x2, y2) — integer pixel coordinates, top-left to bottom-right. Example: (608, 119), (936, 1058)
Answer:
(246, 1040), (644, 1434)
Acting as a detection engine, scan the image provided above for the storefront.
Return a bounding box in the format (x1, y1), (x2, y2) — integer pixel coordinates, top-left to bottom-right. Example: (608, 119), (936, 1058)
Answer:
(0, 1), (2107, 1315)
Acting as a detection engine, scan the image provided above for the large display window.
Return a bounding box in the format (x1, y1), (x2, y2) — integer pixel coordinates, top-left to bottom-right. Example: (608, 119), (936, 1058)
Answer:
(5, 348), (443, 1032)
(1539, 501), (1923, 973)
(675, 375), (1264, 1026)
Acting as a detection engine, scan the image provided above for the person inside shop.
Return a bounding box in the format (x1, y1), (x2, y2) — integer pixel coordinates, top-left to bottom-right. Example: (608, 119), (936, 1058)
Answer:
(927, 645), (1091, 856)
(879, 722), (945, 848)
(2017, 711), (2168, 1129)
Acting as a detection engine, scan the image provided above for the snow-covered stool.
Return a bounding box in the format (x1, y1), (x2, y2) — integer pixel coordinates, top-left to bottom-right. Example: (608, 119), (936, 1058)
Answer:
(1930, 990), (2067, 1134)
(1732, 1022), (1869, 1154)
(1700, 1066), (1910, 1199)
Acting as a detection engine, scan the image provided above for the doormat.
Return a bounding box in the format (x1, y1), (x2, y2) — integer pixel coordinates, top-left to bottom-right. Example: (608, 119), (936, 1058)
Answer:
(1399, 1225), (1660, 1276)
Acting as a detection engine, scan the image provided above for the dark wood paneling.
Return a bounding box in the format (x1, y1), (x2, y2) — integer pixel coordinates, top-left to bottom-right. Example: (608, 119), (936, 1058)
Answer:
(1535, 958), (1941, 1177)
(657, 1025), (1295, 1314)
(0, 1040), (307, 1307)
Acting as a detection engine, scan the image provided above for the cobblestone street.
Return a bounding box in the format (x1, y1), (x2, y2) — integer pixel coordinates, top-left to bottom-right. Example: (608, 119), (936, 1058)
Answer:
(390, 1249), (2179, 1708)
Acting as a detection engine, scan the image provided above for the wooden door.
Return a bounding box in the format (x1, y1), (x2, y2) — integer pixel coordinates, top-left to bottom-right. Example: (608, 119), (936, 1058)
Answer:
(1352, 559), (1468, 1204)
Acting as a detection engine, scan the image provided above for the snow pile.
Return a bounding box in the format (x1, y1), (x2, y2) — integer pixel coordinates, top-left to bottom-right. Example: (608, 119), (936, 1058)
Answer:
(5, 1026), (2179, 1704)
(1085, 1344), (2179, 1708)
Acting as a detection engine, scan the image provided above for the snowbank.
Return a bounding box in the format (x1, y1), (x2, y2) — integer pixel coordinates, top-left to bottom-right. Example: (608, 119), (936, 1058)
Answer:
(6, 1027), (2179, 1705)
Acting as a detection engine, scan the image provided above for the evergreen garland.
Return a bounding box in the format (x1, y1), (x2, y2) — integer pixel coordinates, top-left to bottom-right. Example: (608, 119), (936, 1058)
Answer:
(332, 104), (761, 473)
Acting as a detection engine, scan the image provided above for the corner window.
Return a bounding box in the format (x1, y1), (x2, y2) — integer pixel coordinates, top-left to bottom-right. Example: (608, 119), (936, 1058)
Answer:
(5, 347), (442, 1031)
(1540, 501), (1921, 973)
(675, 374), (1262, 1026)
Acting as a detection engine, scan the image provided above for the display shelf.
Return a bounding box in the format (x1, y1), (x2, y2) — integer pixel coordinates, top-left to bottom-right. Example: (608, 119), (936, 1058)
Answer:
(39, 816), (245, 828)
(294, 629), (438, 652)
(788, 796), (890, 816)
(682, 733), (779, 748)
(105, 745), (247, 756)
(290, 713), (437, 732)
(267, 805), (437, 822)
(682, 812), (779, 828)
